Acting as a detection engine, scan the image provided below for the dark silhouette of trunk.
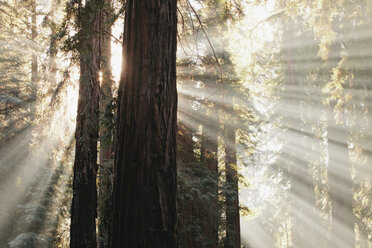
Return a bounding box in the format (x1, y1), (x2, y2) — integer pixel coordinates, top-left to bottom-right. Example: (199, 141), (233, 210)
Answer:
(110, 0), (178, 247)
(200, 109), (219, 248)
(98, 1), (114, 247)
(224, 95), (240, 248)
(70, 1), (101, 247)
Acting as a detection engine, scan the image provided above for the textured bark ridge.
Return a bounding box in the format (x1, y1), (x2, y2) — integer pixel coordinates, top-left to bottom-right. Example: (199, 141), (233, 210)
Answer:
(111, 0), (178, 247)
(70, 0), (101, 247)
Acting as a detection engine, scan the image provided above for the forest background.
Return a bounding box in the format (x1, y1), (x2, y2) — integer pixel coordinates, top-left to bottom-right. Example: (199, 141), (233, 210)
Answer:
(0, 0), (371, 247)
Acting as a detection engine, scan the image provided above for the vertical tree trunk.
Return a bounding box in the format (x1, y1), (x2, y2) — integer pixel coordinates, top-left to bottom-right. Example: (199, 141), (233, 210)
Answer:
(110, 0), (178, 247)
(70, 1), (101, 247)
(224, 96), (240, 248)
(200, 109), (219, 248)
(98, 0), (114, 247)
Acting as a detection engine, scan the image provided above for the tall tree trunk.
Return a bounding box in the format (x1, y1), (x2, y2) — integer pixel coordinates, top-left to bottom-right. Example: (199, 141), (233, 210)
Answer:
(110, 0), (178, 247)
(200, 109), (219, 248)
(70, 1), (101, 247)
(224, 96), (240, 248)
(98, 0), (114, 247)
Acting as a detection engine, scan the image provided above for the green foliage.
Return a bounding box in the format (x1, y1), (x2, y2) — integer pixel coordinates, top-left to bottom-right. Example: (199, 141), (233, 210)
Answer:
(1, 0), (371, 247)
(177, 161), (221, 247)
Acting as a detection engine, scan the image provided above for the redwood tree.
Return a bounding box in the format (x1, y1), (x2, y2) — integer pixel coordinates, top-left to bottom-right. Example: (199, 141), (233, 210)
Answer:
(98, 0), (115, 247)
(70, 0), (101, 247)
(224, 94), (240, 248)
(200, 108), (219, 247)
(111, 0), (178, 247)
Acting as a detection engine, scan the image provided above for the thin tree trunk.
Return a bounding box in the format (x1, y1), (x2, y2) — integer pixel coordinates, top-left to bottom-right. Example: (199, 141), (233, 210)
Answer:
(110, 0), (178, 247)
(200, 109), (219, 248)
(224, 96), (240, 248)
(70, 1), (101, 247)
(98, 0), (114, 247)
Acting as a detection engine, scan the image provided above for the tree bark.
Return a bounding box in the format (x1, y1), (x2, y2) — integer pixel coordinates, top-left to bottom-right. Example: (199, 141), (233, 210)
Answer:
(98, 1), (114, 247)
(110, 0), (178, 247)
(224, 96), (240, 248)
(70, 1), (101, 247)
